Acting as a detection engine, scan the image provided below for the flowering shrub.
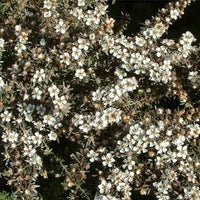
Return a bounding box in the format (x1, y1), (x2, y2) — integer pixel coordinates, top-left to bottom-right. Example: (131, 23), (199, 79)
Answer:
(0, 0), (200, 199)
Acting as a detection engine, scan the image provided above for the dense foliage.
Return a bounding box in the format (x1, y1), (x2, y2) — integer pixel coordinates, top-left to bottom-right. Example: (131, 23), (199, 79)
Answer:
(0, 0), (200, 199)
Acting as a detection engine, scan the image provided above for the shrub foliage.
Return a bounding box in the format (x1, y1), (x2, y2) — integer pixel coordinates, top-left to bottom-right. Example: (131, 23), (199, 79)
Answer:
(0, 0), (200, 199)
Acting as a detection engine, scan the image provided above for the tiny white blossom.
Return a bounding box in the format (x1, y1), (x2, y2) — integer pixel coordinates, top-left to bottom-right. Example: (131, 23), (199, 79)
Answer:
(98, 180), (112, 194)
(72, 46), (81, 60)
(60, 52), (70, 65)
(1, 110), (12, 122)
(170, 9), (179, 20)
(87, 150), (99, 162)
(120, 77), (138, 92)
(102, 153), (115, 167)
(78, 38), (89, 51)
(31, 154), (43, 168)
(75, 68), (86, 79)
(24, 145), (36, 157)
(44, 11), (51, 18)
(43, 115), (56, 126)
(44, 0), (52, 9)
(55, 19), (66, 34)
(31, 132), (42, 145)
(48, 131), (57, 141)
(177, 145), (188, 159)
(33, 69), (45, 82)
(78, 0), (85, 7)
(15, 25), (21, 32)
(32, 87), (42, 100)
(48, 85), (59, 97)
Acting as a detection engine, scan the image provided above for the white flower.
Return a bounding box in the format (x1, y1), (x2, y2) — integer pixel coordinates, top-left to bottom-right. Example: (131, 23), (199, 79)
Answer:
(53, 96), (71, 115)
(48, 131), (57, 141)
(44, 0), (52, 9)
(75, 68), (86, 79)
(78, 0), (85, 6)
(170, 9), (179, 20)
(120, 77), (138, 92)
(25, 113), (33, 122)
(31, 154), (42, 168)
(108, 110), (121, 124)
(43, 115), (56, 126)
(55, 19), (66, 34)
(173, 135), (185, 147)
(102, 153), (115, 167)
(48, 85), (59, 97)
(135, 36), (146, 47)
(89, 33), (95, 40)
(72, 46), (81, 60)
(114, 69), (127, 79)
(130, 52), (143, 64)
(24, 145), (36, 157)
(19, 32), (28, 44)
(156, 140), (170, 154)
(72, 114), (84, 126)
(21, 135), (32, 144)
(60, 52), (70, 65)
(116, 182), (126, 192)
(146, 126), (160, 139)
(15, 25), (21, 32)
(181, 31), (196, 44)
(8, 132), (19, 143)
(44, 11), (51, 18)
(187, 172), (196, 183)
(23, 93), (29, 100)
(1, 110), (12, 122)
(87, 150), (99, 162)
(177, 145), (188, 159)
(70, 8), (84, 20)
(79, 123), (91, 133)
(154, 180), (171, 195)
(32, 87), (42, 100)
(33, 69), (45, 82)
(31, 132), (42, 145)
(34, 121), (45, 131)
(92, 89), (102, 101)
(98, 180), (112, 194)
(86, 17), (100, 26)
(78, 38), (89, 50)
(187, 124), (200, 138)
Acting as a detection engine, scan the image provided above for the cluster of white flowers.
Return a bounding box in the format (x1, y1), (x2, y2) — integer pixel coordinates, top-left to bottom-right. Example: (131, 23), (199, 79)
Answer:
(14, 25), (29, 55)
(96, 115), (200, 199)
